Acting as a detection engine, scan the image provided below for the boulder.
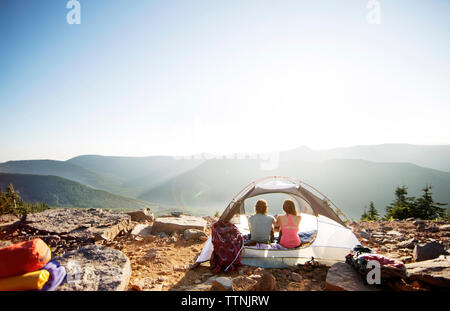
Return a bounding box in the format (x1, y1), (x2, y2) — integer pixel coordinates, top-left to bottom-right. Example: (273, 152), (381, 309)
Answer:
(54, 245), (131, 291)
(126, 208), (154, 223)
(210, 277), (233, 291)
(152, 215), (207, 234)
(425, 226), (439, 233)
(386, 230), (402, 237)
(406, 255), (450, 288)
(131, 224), (153, 237)
(397, 237), (417, 249)
(413, 241), (447, 262)
(23, 208), (133, 242)
(183, 229), (208, 241)
(232, 275), (258, 291)
(357, 229), (371, 240)
(325, 263), (381, 291)
(252, 272), (276, 291)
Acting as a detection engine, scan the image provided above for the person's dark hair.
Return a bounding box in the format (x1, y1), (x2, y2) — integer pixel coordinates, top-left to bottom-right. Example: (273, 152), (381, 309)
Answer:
(283, 199), (298, 215)
(255, 199), (268, 214)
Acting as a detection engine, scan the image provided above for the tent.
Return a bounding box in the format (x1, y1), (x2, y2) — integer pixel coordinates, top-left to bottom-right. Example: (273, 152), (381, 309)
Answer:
(196, 176), (361, 267)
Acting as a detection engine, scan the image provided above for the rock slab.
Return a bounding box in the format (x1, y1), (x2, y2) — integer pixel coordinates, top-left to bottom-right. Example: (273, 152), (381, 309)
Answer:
(126, 208), (154, 223)
(406, 255), (450, 288)
(413, 241), (447, 262)
(252, 272), (276, 291)
(24, 208), (132, 242)
(131, 224), (153, 237)
(325, 263), (381, 291)
(54, 245), (131, 291)
(210, 277), (233, 291)
(183, 228), (208, 241)
(152, 215), (206, 234)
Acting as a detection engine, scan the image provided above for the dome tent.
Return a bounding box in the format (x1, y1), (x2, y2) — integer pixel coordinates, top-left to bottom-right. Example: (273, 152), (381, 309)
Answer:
(195, 176), (361, 268)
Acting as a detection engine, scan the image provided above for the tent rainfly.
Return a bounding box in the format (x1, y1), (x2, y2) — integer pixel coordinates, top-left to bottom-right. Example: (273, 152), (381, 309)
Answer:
(195, 176), (361, 268)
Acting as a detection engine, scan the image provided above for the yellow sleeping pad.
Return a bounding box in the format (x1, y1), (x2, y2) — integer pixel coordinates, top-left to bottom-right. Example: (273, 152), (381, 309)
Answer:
(0, 269), (50, 291)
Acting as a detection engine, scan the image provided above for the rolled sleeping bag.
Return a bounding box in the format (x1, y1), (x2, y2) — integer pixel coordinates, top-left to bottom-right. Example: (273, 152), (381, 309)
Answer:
(0, 238), (51, 278)
(0, 269), (50, 291)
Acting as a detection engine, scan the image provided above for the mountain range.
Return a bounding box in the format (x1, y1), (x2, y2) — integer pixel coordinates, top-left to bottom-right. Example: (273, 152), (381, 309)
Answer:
(0, 172), (156, 211)
(0, 144), (449, 219)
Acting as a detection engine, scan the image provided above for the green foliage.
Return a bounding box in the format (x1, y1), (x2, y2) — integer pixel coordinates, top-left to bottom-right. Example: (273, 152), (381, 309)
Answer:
(0, 183), (49, 216)
(361, 201), (379, 221)
(412, 185), (447, 220)
(384, 185), (448, 220)
(443, 210), (450, 221)
(360, 208), (368, 221)
(214, 210), (220, 218)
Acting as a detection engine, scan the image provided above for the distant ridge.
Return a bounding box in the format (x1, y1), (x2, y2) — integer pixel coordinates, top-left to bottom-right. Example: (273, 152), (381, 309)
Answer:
(0, 172), (156, 210)
(138, 158), (450, 219)
(281, 144), (450, 172)
(2, 144), (450, 218)
(0, 160), (115, 190)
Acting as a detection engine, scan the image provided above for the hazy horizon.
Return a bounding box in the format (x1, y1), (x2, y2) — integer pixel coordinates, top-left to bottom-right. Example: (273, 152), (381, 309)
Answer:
(1, 0), (449, 162)
(1, 142), (450, 163)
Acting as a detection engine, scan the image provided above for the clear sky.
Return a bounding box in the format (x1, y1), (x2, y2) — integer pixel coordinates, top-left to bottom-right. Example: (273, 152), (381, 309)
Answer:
(1, 0), (449, 162)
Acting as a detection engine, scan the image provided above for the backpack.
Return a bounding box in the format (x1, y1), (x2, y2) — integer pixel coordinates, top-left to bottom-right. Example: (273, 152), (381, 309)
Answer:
(210, 220), (244, 274)
(345, 246), (406, 281)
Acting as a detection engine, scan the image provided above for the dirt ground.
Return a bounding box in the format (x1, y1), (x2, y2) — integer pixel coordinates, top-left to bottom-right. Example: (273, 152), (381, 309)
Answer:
(108, 227), (328, 291)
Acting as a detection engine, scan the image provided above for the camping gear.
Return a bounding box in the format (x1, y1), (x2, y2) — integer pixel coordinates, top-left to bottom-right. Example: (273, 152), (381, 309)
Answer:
(196, 176), (361, 268)
(0, 238), (51, 278)
(40, 260), (67, 291)
(0, 270), (50, 291)
(346, 246), (407, 280)
(247, 243), (287, 250)
(210, 220), (244, 274)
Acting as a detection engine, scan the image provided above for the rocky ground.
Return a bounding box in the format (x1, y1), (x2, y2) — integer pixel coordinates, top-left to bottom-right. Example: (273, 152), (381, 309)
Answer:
(354, 219), (450, 263)
(0, 209), (449, 291)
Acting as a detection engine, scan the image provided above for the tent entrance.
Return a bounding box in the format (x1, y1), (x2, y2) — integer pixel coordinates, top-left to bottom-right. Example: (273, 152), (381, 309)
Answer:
(195, 176), (361, 267)
(228, 192), (319, 250)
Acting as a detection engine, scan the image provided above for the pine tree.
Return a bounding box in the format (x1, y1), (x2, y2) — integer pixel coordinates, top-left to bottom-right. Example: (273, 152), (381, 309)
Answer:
(6, 183), (19, 209)
(367, 201), (379, 220)
(0, 187), (7, 212)
(0, 183), (49, 216)
(361, 206), (369, 221)
(413, 185), (447, 220)
(385, 186), (415, 220)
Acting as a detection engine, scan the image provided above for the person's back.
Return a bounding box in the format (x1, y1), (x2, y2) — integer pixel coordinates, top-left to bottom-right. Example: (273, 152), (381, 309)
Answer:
(276, 199), (301, 248)
(248, 200), (275, 243)
(249, 214), (276, 243)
